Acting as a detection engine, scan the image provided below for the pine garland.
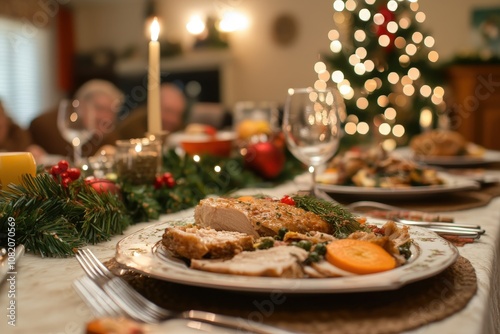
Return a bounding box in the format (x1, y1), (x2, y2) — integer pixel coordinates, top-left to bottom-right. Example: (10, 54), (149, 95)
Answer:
(0, 173), (131, 257)
(0, 149), (305, 257)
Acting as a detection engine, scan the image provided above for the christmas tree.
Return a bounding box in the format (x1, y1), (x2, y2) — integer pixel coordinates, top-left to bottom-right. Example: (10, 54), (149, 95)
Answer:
(315, 0), (446, 149)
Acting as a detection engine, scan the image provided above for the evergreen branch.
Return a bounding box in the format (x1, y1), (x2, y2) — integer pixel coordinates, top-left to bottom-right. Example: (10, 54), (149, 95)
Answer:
(292, 195), (368, 238)
(77, 185), (132, 244)
(18, 217), (83, 258)
(0, 173), (131, 257)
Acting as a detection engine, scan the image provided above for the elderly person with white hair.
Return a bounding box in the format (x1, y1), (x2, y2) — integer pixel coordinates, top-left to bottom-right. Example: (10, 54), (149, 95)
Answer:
(29, 79), (124, 159)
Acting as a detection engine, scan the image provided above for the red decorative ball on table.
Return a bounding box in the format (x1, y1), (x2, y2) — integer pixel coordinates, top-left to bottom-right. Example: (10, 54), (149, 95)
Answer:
(244, 141), (285, 179)
(85, 177), (121, 195)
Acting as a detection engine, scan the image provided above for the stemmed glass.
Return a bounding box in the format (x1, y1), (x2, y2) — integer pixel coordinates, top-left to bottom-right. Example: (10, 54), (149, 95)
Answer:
(282, 87), (342, 195)
(57, 99), (95, 164)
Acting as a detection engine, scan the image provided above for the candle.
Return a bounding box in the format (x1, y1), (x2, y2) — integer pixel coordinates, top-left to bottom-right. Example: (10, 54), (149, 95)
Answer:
(148, 17), (161, 134)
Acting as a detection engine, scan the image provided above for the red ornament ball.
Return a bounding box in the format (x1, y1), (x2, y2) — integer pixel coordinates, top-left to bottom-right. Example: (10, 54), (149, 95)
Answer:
(244, 141), (285, 179)
(85, 177), (121, 195)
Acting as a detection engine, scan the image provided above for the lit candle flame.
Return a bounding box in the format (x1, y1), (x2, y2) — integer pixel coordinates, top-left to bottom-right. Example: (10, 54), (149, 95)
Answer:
(150, 17), (160, 42)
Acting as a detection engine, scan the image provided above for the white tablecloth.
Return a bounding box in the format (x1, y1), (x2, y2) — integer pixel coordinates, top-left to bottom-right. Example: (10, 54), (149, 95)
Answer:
(1, 172), (499, 334)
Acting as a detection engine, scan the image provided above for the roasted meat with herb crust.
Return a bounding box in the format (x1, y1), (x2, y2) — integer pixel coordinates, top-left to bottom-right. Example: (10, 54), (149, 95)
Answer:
(162, 225), (254, 259)
(194, 197), (331, 237)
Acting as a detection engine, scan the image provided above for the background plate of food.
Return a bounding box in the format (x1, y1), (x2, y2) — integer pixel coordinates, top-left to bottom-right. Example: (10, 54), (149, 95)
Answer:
(408, 129), (500, 166)
(114, 196), (458, 294)
(316, 172), (479, 200)
(316, 145), (479, 200)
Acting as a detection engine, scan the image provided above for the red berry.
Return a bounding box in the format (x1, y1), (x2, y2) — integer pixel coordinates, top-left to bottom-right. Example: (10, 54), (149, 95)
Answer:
(162, 172), (173, 183)
(58, 160), (69, 172)
(280, 195), (295, 206)
(165, 177), (176, 188)
(60, 172), (69, 179)
(50, 165), (62, 176)
(154, 176), (164, 189)
(61, 177), (72, 188)
(67, 168), (81, 180)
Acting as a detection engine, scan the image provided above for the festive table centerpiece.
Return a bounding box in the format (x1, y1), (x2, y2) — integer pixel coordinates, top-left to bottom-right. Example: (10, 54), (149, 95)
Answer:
(0, 147), (304, 258)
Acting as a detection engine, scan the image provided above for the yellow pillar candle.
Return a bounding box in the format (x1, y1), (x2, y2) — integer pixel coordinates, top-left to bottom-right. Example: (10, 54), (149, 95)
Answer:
(0, 152), (36, 190)
(148, 17), (161, 134)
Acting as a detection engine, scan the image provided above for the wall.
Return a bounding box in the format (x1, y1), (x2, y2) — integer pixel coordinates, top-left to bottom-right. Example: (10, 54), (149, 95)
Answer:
(72, 0), (500, 108)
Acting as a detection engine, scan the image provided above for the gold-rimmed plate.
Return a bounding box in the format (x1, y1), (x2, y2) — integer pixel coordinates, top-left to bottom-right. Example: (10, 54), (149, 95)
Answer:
(114, 219), (458, 294)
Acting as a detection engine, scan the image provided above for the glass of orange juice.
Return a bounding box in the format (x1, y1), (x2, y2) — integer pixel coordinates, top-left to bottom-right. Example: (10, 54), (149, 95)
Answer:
(0, 152), (37, 191)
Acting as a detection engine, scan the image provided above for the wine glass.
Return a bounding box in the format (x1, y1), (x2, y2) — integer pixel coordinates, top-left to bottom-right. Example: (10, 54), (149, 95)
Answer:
(282, 87), (342, 195)
(57, 99), (95, 164)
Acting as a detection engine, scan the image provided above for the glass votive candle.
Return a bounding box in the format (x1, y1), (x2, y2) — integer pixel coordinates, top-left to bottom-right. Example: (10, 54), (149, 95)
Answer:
(115, 138), (161, 185)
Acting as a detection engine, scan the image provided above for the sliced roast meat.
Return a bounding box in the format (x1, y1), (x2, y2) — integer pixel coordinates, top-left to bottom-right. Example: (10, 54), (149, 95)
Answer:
(194, 197), (331, 237)
(162, 225), (254, 259)
(190, 245), (308, 278)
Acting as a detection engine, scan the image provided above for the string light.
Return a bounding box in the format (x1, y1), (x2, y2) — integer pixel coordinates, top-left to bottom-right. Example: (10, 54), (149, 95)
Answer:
(357, 122), (370, 134)
(415, 12), (426, 23)
(379, 123), (391, 135)
(364, 60), (375, 72)
(387, 0), (398, 11)
(392, 124), (405, 137)
(387, 21), (398, 34)
(359, 8), (371, 21)
(384, 107), (397, 120)
(345, 122), (357, 135)
(354, 29), (366, 42)
(330, 40), (342, 53)
(328, 29), (340, 40)
(424, 36), (435, 47)
(333, 0), (345, 11)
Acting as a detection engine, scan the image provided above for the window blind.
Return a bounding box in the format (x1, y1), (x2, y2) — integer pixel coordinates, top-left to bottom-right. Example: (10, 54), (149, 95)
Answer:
(0, 17), (49, 128)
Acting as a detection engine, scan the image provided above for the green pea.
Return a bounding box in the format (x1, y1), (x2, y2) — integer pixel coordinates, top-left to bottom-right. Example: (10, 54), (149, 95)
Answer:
(314, 243), (327, 256)
(296, 240), (312, 251)
(275, 228), (289, 241)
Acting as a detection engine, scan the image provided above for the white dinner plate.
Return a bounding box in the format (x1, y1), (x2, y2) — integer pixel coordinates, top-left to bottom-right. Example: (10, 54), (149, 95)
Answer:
(413, 149), (500, 167)
(316, 172), (479, 200)
(395, 147), (500, 167)
(114, 219), (458, 294)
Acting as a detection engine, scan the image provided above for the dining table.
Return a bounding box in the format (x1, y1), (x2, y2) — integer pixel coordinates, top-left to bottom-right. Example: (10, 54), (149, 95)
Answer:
(1, 164), (499, 334)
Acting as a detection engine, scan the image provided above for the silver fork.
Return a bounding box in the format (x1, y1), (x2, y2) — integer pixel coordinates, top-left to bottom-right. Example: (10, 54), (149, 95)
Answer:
(74, 276), (243, 334)
(75, 248), (296, 334)
(73, 276), (125, 318)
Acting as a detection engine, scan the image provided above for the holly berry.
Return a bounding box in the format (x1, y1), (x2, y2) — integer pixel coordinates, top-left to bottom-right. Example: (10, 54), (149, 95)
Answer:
(57, 160), (69, 172)
(154, 172), (176, 189)
(50, 165), (62, 176)
(154, 175), (164, 189)
(61, 177), (72, 188)
(67, 168), (81, 180)
(50, 160), (82, 187)
(280, 195), (295, 206)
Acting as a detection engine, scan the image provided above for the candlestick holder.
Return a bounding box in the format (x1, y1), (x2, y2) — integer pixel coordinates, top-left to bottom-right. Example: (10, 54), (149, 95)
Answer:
(145, 130), (169, 155)
(115, 137), (162, 185)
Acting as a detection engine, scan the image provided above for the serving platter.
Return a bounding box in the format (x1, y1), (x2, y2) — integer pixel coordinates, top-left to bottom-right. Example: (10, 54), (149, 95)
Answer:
(316, 172), (479, 200)
(115, 219), (458, 294)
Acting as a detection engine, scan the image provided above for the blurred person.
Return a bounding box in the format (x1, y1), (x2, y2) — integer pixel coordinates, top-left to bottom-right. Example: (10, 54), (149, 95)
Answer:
(29, 79), (124, 158)
(117, 83), (187, 139)
(0, 100), (46, 161)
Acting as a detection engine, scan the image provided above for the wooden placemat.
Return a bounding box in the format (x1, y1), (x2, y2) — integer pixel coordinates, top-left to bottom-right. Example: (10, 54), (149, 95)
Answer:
(106, 256), (477, 334)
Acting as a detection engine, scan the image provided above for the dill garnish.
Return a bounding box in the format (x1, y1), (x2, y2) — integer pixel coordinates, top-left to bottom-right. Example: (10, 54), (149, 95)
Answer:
(292, 195), (368, 238)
